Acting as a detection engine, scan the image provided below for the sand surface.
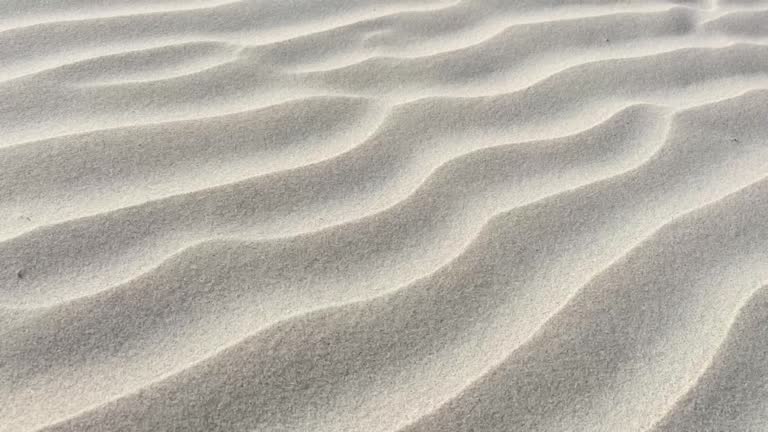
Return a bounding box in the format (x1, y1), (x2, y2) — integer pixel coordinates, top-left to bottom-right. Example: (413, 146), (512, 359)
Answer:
(2, 0), (768, 431)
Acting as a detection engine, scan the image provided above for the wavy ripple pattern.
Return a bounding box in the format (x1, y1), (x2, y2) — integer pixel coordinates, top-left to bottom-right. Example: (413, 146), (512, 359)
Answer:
(1, 1), (768, 431)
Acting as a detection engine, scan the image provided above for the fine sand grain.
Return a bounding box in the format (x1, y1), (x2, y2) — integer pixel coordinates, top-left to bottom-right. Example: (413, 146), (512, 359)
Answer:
(2, 0), (768, 431)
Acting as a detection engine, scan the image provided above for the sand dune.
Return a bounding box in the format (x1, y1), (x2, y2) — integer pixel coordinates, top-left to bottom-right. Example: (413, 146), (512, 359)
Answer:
(1, 1), (767, 431)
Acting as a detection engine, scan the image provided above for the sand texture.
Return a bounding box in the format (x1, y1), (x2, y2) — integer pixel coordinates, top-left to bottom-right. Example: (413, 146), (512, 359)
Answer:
(2, 0), (768, 431)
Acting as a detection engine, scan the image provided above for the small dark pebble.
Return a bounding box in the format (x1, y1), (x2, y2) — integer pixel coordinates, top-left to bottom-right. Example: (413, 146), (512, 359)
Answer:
(16, 269), (24, 279)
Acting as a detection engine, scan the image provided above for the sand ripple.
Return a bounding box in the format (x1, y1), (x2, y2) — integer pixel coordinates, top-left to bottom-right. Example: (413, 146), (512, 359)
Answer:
(1, 1), (768, 431)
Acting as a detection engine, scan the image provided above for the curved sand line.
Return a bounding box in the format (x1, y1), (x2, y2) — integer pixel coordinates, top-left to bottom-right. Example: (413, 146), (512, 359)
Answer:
(2, 82), (766, 307)
(0, 104), (671, 306)
(2, 1), (768, 431)
(649, 284), (768, 431)
(27, 173), (768, 432)
(7, 90), (768, 430)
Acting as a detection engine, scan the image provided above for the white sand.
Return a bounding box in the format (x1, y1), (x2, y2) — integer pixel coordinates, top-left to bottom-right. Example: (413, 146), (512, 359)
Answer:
(2, 0), (768, 431)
